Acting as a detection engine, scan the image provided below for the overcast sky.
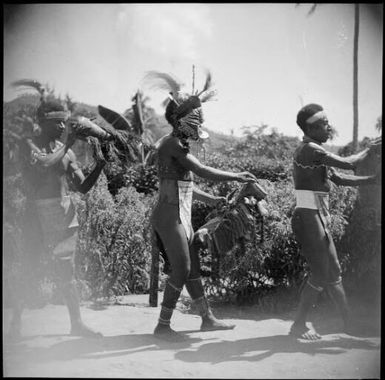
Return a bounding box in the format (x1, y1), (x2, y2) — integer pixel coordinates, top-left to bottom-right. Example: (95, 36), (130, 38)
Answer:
(3, 3), (383, 145)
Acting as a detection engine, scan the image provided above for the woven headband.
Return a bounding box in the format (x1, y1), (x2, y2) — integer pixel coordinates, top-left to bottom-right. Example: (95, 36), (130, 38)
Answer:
(43, 111), (70, 121)
(306, 110), (327, 124)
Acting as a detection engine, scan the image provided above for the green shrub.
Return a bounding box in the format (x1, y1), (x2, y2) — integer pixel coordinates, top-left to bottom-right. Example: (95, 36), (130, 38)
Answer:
(196, 179), (359, 304)
(124, 164), (158, 195)
(75, 174), (154, 301)
(4, 93), (378, 307)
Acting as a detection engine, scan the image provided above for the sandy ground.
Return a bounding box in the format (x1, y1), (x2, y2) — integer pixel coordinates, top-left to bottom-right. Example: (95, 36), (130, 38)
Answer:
(3, 292), (381, 379)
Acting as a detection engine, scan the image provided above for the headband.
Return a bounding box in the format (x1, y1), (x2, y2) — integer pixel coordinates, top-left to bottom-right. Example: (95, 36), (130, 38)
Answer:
(43, 111), (70, 121)
(306, 110), (327, 124)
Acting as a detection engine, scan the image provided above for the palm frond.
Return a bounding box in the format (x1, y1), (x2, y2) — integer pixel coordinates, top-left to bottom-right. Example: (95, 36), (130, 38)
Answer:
(132, 91), (144, 136)
(88, 129), (141, 165)
(98, 105), (132, 131)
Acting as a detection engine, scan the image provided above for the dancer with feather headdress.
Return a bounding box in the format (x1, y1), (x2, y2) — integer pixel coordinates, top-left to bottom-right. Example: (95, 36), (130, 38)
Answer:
(142, 70), (258, 340)
(6, 79), (111, 339)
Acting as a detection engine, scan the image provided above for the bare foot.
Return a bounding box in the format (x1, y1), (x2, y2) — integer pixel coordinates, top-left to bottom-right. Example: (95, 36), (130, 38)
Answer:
(201, 316), (236, 332)
(289, 323), (321, 341)
(70, 322), (103, 338)
(154, 323), (185, 342)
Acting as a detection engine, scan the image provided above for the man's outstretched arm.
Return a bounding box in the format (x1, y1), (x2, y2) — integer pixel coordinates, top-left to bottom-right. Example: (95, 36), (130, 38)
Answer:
(329, 167), (378, 187)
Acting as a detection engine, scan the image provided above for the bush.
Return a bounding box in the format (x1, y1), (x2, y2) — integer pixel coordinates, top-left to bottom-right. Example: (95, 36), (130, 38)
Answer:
(196, 179), (359, 305)
(124, 164), (158, 195)
(75, 174), (155, 301)
(338, 137), (372, 157)
(4, 93), (378, 308)
(338, 201), (381, 302)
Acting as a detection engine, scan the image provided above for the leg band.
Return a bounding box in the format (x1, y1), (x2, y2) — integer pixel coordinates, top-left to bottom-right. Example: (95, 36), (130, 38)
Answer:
(327, 276), (342, 286)
(307, 279), (323, 292)
(158, 280), (183, 325)
(185, 277), (205, 300)
(167, 280), (182, 293)
(158, 306), (174, 325)
(187, 277), (201, 282)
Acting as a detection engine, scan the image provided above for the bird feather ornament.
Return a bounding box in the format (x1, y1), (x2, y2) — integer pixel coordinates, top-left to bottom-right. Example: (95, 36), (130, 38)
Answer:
(196, 70), (212, 97)
(11, 79), (48, 102)
(197, 71), (217, 103)
(142, 71), (183, 98)
(141, 69), (217, 126)
(143, 70), (216, 104)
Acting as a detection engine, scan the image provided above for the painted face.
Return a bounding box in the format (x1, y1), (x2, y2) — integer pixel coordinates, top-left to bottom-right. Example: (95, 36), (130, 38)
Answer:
(179, 107), (204, 141)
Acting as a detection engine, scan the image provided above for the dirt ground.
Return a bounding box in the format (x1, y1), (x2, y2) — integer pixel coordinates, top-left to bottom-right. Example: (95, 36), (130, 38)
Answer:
(3, 291), (381, 379)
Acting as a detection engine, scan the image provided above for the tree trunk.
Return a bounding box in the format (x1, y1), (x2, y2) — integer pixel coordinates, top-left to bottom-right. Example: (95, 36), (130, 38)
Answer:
(352, 4), (359, 152)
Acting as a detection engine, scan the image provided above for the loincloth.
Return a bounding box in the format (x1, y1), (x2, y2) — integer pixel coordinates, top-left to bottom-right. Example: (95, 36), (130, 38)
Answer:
(295, 190), (331, 238)
(156, 178), (193, 242)
(34, 197), (79, 260)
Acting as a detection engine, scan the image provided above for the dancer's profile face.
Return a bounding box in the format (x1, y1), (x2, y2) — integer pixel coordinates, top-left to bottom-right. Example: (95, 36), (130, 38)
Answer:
(41, 119), (66, 140)
(306, 116), (332, 143)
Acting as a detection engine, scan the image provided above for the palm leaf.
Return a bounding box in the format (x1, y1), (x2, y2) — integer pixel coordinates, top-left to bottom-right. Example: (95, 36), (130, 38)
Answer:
(98, 105), (132, 131)
(88, 130), (140, 165)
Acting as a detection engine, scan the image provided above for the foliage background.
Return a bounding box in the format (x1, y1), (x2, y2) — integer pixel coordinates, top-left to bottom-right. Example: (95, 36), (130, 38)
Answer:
(3, 94), (381, 312)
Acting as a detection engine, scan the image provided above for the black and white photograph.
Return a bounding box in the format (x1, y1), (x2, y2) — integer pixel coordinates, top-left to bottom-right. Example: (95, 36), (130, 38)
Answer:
(3, 3), (382, 378)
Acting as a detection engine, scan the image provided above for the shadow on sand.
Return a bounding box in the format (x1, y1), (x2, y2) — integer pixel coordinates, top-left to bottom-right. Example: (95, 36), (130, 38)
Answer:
(3, 331), (203, 363)
(4, 328), (379, 366)
(175, 333), (380, 364)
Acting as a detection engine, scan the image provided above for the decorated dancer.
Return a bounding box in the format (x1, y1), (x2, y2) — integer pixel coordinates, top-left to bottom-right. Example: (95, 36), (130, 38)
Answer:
(8, 80), (110, 339)
(143, 71), (257, 340)
(290, 103), (379, 340)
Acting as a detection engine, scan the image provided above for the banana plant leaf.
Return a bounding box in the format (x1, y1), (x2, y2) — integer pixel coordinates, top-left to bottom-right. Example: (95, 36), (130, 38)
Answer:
(98, 105), (132, 131)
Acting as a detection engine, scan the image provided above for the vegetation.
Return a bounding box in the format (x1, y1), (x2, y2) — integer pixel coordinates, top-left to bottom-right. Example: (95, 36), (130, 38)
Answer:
(3, 93), (381, 311)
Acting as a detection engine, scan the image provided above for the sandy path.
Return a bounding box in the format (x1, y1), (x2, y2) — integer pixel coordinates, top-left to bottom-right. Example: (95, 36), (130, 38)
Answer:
(3, 294), (380, 379)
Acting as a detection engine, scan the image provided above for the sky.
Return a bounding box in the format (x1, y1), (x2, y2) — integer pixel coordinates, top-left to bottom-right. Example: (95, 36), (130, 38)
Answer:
(3, 3), (383, 146)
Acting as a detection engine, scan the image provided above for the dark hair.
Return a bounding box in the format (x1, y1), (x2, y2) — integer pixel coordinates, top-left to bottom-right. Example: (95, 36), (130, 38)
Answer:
(37, 100), (66, 120)
(165, 93), (201, 128)
(296, 103), (323, 131)
(165, 100), (178, 126)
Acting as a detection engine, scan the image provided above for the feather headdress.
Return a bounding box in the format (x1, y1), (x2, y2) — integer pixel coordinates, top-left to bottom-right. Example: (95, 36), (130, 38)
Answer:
(141, 69), (216, 125)
(142, 71), (183, 100)
(11, 79), (47, 102)
(11, 78), (70, 121)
